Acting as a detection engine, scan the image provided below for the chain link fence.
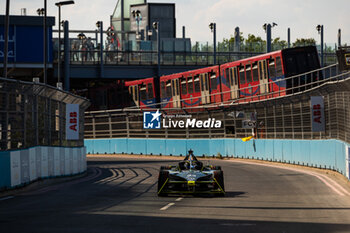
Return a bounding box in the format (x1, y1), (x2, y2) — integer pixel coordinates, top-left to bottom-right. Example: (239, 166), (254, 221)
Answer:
(84, 66), (350, 145)
(0, 78), (90, 151)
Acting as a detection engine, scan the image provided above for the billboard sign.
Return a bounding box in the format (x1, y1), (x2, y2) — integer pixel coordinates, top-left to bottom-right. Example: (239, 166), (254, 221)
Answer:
(311, 96), (325, 132)
(66, 104), (79, 140)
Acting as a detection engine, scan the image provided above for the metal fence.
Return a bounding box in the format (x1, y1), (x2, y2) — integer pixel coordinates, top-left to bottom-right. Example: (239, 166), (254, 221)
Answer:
(84, 65), (350, 145)
(0, 77), (90, 151)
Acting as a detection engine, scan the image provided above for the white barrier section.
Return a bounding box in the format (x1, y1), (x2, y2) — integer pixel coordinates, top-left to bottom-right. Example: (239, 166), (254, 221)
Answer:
(29, 147), (37, 182)
(54, 147), (60, 176)
(6, 146), (86, 189)
(41, 147), (49, 178)
(35, 147), (42, 178)
(73, 148), (78, 174)
(59, 147), (65, 176)
(10, 151), (21, 187)
(48, 147), (54, 177)
(64, 147), (71, 175)
(83, 147), (87, 172)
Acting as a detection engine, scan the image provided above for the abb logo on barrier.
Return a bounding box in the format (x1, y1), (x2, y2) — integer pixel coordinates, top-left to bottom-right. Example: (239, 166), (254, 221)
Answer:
(69, 112), (78, 131)
(311, 96), (325, 132)
(66, 104), (79, 140)
(312, 104), (322, 124)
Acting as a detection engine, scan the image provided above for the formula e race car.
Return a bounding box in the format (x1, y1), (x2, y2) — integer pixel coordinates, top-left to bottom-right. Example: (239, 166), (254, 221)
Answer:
(157, 150), (225, 196)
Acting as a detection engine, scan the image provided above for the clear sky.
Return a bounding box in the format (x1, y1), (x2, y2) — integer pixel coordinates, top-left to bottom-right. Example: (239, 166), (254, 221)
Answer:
(1, 0), (348, 46)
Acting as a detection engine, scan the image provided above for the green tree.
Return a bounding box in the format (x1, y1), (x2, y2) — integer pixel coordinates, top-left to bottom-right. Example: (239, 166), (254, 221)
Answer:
(272, 37), (287, 50)
(292, 38), (316, 47)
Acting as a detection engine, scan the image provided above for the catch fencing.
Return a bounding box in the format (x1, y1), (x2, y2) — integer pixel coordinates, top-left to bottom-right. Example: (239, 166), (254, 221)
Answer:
(85, 64), (350, 145)
(0, 77), (90, 151)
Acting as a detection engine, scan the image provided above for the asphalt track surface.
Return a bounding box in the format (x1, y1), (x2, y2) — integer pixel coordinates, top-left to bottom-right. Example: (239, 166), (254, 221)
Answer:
(1, 155), (350, 233)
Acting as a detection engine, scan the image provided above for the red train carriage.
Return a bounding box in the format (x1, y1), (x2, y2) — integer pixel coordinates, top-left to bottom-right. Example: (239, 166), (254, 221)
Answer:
(124, 46), (320, 111)
(160, 66), (221, 109)
(220, 46), (320, 105)
(125, 77), (156, 109)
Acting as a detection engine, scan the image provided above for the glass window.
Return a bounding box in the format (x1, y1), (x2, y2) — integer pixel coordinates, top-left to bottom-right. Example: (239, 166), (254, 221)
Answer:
(246, 65), (252, 83)
(194, 77), (200, 92)
(181, 80), (187, 95)
(161, 82), (166, 98)
(233, 67), (238, 85)
(211, 75), (217, 90)
(225, 69), (230, 82)
(140, 87), (146, 101)
(176, 80), (180, 95)
(188, 77), (193, 94)
(296, 53), (308, 73)
(259, 62), (263, 80)
(275, 57), (283, 77)
(269, 59), (276, 78)
(147, 83), (153, 99)
(252, 63), (259, 81)
(172, 80), (175, 96)
(239, 67), (245, 84)
(166, 82), (171, 98)
(229, 69), (234, 86)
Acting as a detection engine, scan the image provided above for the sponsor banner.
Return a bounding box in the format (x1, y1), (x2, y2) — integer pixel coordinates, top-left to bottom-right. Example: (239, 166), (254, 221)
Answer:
(29, 147), (37, 182)
(242, 112), (257, 129)
(10, 151), (21, 187)
(66, 104), (80, 140)
(311, 96), (325, 132)
(143, 109), (222, 129)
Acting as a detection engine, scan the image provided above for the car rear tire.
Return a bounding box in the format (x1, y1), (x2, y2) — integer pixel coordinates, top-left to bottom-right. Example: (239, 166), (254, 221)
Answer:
(157, 170), (169, 197)
(214, 170), (225, 196)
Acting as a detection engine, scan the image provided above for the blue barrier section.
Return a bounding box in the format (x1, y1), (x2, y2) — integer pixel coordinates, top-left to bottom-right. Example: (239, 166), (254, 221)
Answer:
(85, 138), (349, 177)
(0, 151), (11, 189)
(165, 139), (186, 156)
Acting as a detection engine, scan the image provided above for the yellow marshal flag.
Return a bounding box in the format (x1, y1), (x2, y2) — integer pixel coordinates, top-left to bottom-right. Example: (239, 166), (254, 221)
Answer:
(242, 136), (254, 142)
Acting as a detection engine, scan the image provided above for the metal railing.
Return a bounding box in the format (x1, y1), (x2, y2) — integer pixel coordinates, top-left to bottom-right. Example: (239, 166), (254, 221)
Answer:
(55, 50), (338, 67)
(0, 77), (90, 151)
(84, 64), (350, 144)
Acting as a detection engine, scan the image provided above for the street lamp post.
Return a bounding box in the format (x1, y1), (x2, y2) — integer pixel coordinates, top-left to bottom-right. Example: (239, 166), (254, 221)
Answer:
(153, 21), (160, 77)
(209, 23), (216, 65)
(96, 21), (104, 78)
(55, 1), (75, 88)
(132, 10), (141, 40)
(316, 24), (324, 67)
(263, 22), (277, 53)
(37, 8), (45, 83)
(44, 0), (47, 84)
(152, 21), (161, 107)
(3, 0), (10, 79)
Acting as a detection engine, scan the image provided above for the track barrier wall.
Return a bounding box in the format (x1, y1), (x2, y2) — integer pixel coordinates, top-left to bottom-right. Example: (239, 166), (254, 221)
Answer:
(0, 146), (86, 190)
(85, 138), (350, 179)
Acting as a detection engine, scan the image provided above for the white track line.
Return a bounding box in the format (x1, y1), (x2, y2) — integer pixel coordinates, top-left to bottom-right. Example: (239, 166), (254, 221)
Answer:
(160, 203), (175, 211)
(175, 197), (183, 202)
(0, 196), (14, 201)
(229, 160), (350, 196)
